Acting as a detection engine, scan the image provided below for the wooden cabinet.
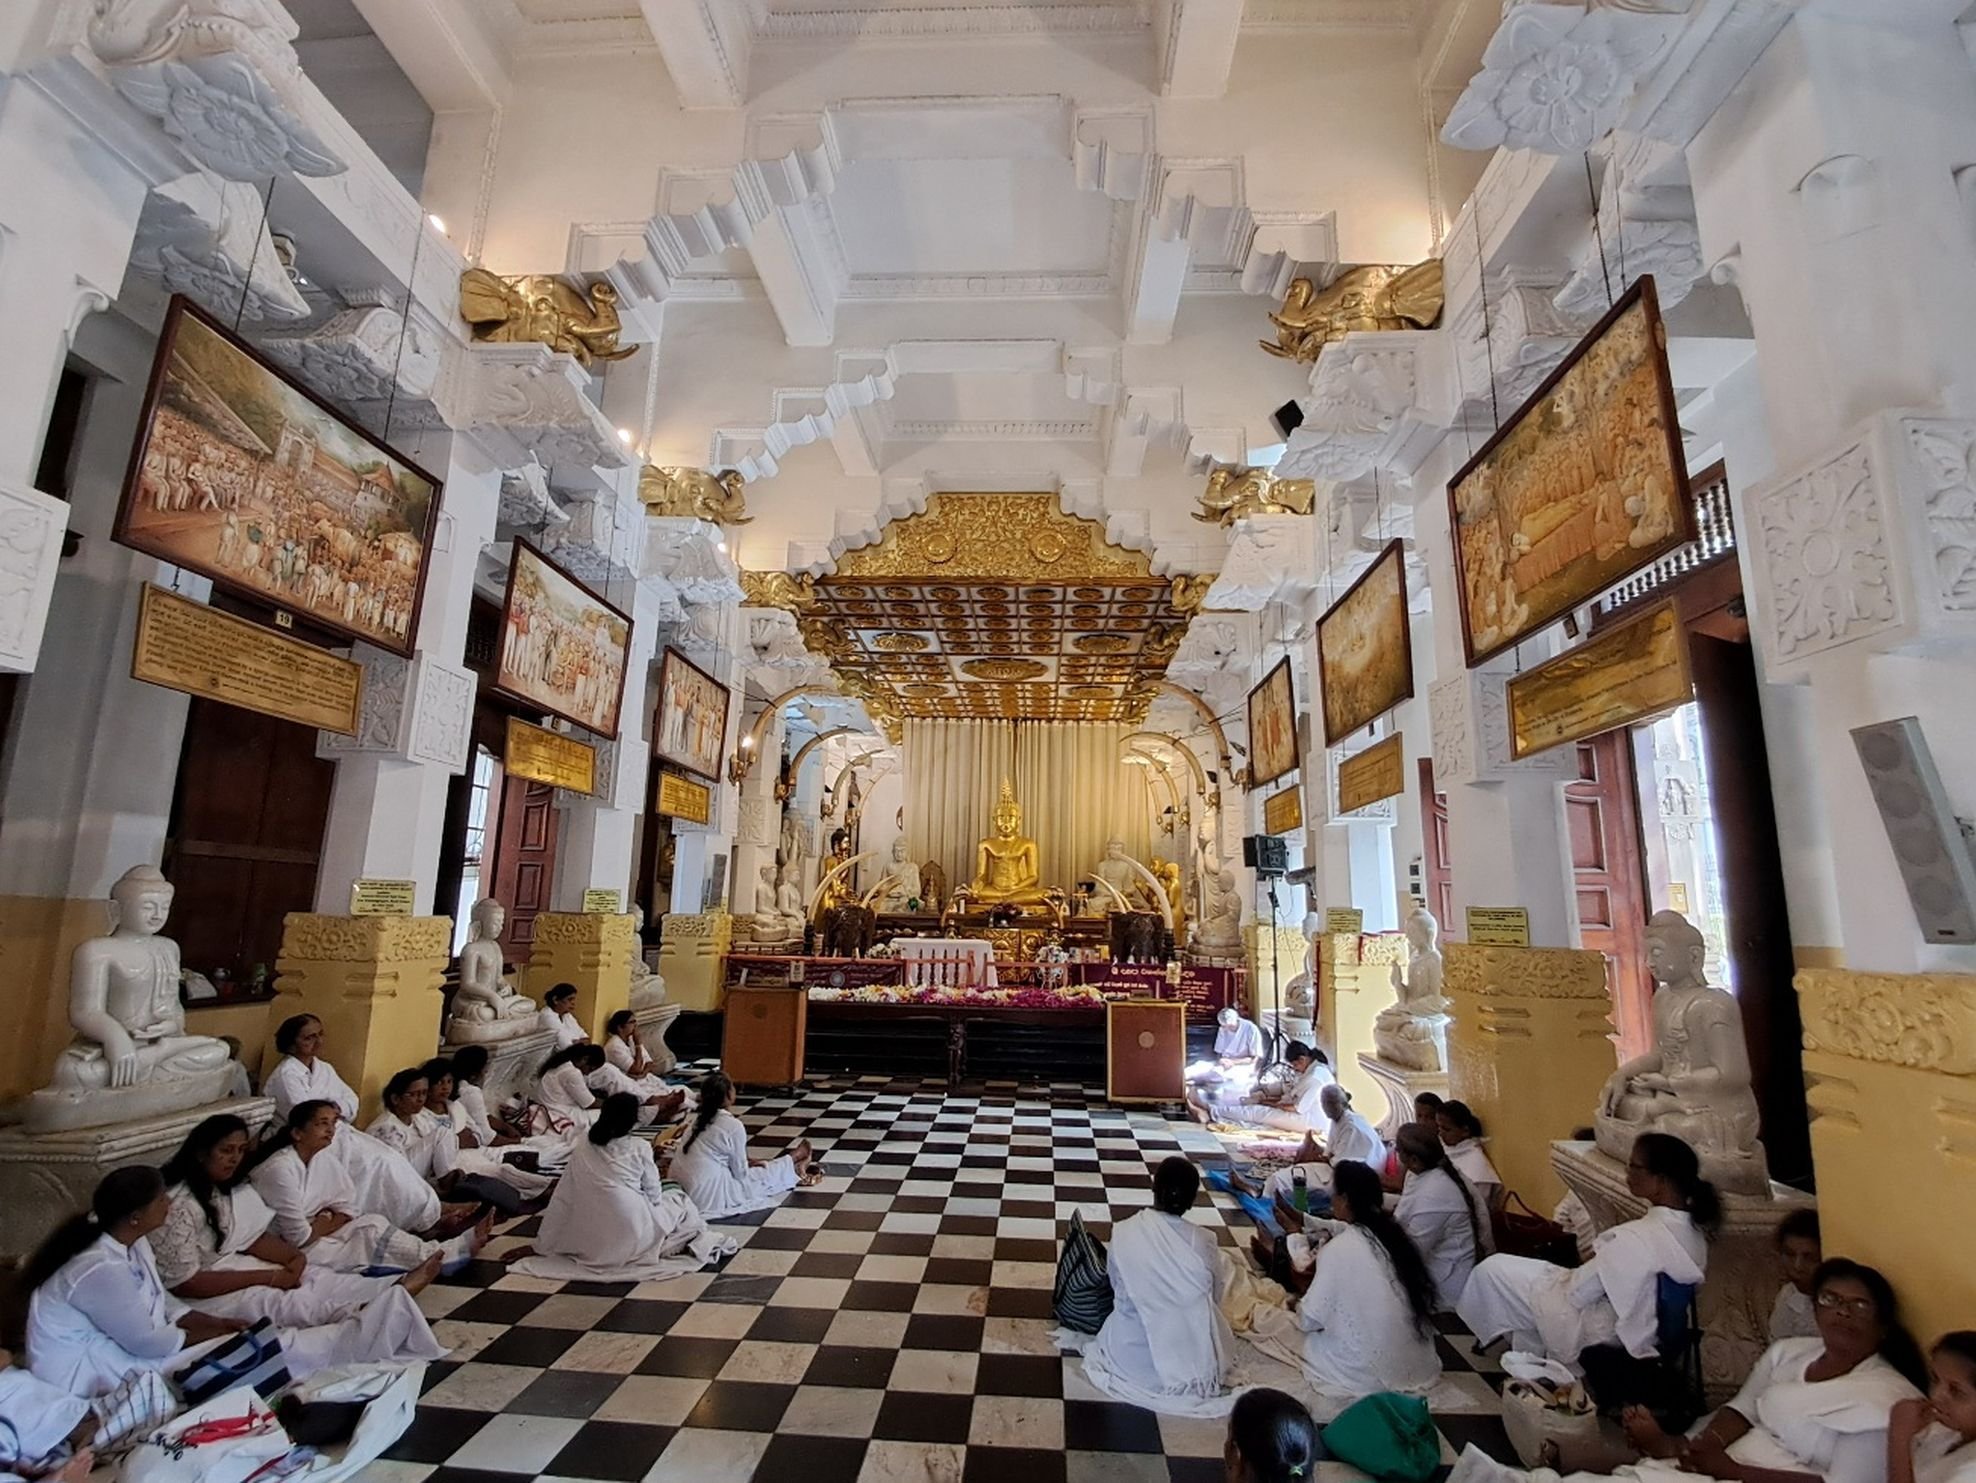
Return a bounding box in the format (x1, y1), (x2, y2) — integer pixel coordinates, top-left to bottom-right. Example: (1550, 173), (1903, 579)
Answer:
(723, 985), (808, 1087)
(1106, 999), (1186, 1103)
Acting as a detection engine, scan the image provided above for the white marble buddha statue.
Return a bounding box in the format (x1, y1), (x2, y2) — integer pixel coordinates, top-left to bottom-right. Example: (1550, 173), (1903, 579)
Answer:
(31, 865), (246, 1131)
(448, 897), (541, 1043)
(1193, 867), (1243, 952)
(878, 836), (922, 913)
(1374, 904), (1452, 1072)
(774, 863), (807, 932)
(1092, 838), (1138, 911)
(751, 863), (804, 941)
(628, 907), (667, 1010)
(968, 779), (1050, 908)
(1594, 909), (1769, 1194)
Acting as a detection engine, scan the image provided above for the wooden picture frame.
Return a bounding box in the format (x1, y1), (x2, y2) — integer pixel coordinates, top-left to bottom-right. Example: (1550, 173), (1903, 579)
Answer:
(653, 645), (732, 782)
(495, 539), (634, 739)
(1448, 276), (1696, 669)
(115, 295), (443, 657)
(1316, 538), (1414, 748)
(1245, 655), (1299, 790)
(1504, 600), (1693, 760)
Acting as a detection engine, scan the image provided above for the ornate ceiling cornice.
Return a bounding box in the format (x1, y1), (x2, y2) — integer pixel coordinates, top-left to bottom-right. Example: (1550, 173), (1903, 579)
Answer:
(754, 5), (1152, 42)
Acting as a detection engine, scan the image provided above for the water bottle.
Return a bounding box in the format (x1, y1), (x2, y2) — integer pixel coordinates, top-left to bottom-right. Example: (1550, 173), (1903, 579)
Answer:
(1291, 1165), (1308, 1213)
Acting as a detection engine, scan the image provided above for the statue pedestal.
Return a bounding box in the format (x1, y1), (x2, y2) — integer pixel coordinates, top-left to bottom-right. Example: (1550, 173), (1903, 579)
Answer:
(25, 1063), (249, 1134)
(1317, 932), (1407, 1115)
(1358, 1053), (1449, 1139)
(441, 1026), (555, 1111)
(1446, 943), (1614, 1210)
(659, 912), (733, 1013)
(0, 1096), (275, 1257)
(274, 915), (450, 1124)
(1553, 1141), (1808, 1402)
(635, 1002), (682, 1075)
(523, 912), (637, 1042)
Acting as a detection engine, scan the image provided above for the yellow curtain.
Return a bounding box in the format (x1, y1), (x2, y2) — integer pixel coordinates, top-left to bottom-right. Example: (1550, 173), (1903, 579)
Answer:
(903, 719), (1152, 896)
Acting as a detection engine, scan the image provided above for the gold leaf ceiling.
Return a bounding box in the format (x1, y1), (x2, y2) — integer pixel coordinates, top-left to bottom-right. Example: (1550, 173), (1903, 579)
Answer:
(803, 493), (1192, 730)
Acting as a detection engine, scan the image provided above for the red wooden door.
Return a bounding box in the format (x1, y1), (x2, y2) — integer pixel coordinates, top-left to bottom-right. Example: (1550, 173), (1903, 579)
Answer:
(1417, 759), (1455, 932)
(1565, 732), (1651, 1058)
(490, 776), (559, 966)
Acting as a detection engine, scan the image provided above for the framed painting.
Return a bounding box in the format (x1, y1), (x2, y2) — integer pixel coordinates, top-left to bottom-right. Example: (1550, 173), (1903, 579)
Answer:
(1245, 656), (1299, 789)
(1505, 600), (1693, 760)
(496, 539), (633, 739)
(654, 646), (731, 782)
(1316, 538), (1414, 747)
(1447, 276), (1695, 668)
(115, 295), (442, 657)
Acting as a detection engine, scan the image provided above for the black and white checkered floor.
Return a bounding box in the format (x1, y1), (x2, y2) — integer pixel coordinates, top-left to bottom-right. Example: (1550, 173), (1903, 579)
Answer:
(361, 1066), (1517, 1483)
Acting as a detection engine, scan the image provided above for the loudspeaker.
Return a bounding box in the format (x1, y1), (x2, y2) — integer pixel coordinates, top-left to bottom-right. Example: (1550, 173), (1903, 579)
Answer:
(1243, 834), (1289, 877)
(1273, 400), (1305, 439)
(1851, 717), (1976, 944)
(1107, 999), (1186, 1103)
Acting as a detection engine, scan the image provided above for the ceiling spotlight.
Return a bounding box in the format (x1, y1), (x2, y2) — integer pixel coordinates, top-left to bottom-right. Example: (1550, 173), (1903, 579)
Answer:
(428, 214), (447, 234)
(616, 428), (634, 445)
(716, 539), (728, 552)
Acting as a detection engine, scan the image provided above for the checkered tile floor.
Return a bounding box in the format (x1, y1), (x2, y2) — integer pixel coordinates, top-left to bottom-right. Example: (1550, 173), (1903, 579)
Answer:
(358, 1066), (1516, 1483)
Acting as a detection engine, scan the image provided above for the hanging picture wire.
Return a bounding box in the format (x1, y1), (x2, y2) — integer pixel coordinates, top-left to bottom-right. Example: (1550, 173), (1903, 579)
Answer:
(1585, 151), (1616, 311)
(381, 212), (431, 449)
(232, 177), (277, 336)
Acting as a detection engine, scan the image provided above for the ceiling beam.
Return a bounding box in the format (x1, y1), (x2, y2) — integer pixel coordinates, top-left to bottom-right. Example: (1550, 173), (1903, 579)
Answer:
(640, 0), (753, 110)
(1156, 0), (1245, 98)
(349, 0), (510, 111)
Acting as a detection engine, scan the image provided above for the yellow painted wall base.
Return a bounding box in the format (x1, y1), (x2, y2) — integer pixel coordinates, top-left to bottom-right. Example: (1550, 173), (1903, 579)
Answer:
(1246, 924), (1307, 1016)
(1446, 942), (1615, 1210)
(273, 914), (451, 1125)
(524, 912), (637, 1042)
(0, 895), (116, 1103)
(660, 913), (732, 1013)
(186, 998), (280, 1087)
(1317, 932), (1407, 1114)
(1798, 967), (1976, 1341)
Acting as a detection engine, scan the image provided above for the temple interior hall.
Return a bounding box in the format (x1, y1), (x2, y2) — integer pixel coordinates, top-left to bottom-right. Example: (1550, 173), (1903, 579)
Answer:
(1, 1), (1974, 1480)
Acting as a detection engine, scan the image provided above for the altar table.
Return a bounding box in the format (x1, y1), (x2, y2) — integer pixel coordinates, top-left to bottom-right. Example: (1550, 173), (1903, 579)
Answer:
(893, 936), (998, 988)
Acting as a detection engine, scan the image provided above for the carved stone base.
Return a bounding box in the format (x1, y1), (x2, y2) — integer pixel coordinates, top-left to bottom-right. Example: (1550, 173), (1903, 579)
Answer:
(1359, 1053), (1450, 1140)
(0, 1097), (275, 1257)
(1372, 1008), (1450, 1073)
(635, 1002), (683, 1077)
(659, 913), (733, 1014)
(1553, 1141), (1811, 1402)
(442, 1026), (556, 1112)
(25, 1061), (249, 1133)
(442, 1009), (543, 1045)
(1593, 1114), (1771, 1197)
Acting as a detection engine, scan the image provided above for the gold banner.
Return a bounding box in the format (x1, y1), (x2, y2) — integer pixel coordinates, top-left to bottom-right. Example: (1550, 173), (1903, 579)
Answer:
(504, 716), (598, 793)
(132, 583), (363, 734)
(1263, 786), (1303, 836)
(1506, 601), (1692, 760)
(656, 769), (712, 825)
(1336, 732), (1405, 815)
(1466, 906), (1531, 946)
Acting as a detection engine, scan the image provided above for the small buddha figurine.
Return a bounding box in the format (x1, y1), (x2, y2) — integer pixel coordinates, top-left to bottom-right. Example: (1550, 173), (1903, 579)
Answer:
(32, 865), (245, 1130)
(774, 863), (807, 933)
(816, 830), (856, 918)
(628, 907), (667, 1010)
(969, 779), (1050, 907)
(1374, 904), (1452, 1072)
(1153, 859), (1188, 944)
(1594, 910), (1769, 1194)
(448, 898), (541, 1043)
(1093, 839), (1138, 910)
(878, 836), (922, 913)
(1193, 867), (1243, 953)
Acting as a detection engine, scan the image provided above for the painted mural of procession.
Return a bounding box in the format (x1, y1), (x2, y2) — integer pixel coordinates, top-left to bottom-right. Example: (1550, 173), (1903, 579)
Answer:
(496, 541), (633, 740)
(116, 297), (441, 655)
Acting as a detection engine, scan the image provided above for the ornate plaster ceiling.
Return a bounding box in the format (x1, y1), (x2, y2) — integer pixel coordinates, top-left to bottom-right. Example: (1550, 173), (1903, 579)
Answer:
(800, 493), (1189, 728)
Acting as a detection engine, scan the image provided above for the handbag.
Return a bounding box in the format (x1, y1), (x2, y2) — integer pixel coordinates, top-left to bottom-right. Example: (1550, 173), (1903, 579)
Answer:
(178, 1319), (291, 1405)
(1492, 1191), (1579, 1267)
(123, 1389), (291, 1483)
(1052, 1210), (1113, 1335)
(93, 1370), (179, 1454)
(1321, 1393), (1443, 1482)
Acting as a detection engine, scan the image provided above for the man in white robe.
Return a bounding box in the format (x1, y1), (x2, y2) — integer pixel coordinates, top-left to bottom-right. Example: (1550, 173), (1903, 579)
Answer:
(1186, 1009), (1267, 1090)
(1262, 1084), (1388, 1203)
(1194, 1044), (1333, 1131)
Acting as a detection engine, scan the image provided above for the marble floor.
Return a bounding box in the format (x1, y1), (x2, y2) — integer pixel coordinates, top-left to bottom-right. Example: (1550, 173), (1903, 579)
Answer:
(358, 1067), (1516, 1483)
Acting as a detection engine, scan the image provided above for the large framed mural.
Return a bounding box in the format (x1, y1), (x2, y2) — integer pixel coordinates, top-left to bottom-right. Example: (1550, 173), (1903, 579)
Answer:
(1245, 656), (1299, 789)
(116, 295), (442, 657)
(653, 646), (731, 782)
(496, 540), (633, 739)
(1316, 539), (1413, 747)
(1448, 276), (1694, 668)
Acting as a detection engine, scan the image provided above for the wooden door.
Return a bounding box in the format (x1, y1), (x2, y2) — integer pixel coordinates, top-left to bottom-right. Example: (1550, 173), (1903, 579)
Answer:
(1417, 759), (1455, 932)
(1565, 731), (1652, 1058)
(490, 775), (558, 966)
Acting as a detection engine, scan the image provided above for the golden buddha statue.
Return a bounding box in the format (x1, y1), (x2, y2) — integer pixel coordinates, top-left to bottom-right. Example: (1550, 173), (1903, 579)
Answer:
(969, 779), (1051, 907)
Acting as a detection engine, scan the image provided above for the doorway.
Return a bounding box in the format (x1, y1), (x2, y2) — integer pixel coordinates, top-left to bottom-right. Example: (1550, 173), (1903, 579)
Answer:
(1566, 731), (1652, 1059)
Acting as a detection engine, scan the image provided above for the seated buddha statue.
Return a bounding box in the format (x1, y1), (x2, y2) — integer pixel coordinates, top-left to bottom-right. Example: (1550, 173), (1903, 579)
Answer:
(969, 779), (1051, 908)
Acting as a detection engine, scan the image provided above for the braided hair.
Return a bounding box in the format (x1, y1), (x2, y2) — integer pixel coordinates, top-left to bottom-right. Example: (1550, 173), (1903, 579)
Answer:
(684, 1071), (733, 1151)
(1332, 1159), (1439, 1336)
(1395, 1121), (1485, 1267)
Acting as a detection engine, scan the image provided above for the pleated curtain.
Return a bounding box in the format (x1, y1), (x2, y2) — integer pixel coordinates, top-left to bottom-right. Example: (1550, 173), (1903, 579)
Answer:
(903, 718), (1152, 898)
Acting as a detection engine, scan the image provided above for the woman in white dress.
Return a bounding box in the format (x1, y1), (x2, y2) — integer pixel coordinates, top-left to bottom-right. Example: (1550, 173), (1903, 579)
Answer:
(1193, 1043), (1334, 1132)
(603, 1011), (670, 1095)
(1185, 1008), (1267, 1089)
(447, 1045), (528, 1146)
(367, 1067), (527, 1216)
(1437, 1101), (1505, 1213)
(1082, 1157), (1238, 1417)
(262, 1014), (458, 1234)
(668, 1072), (813, 1219)
(514, 1094), (727, 1282)
(1771, 1209), (1823, 1342)
(1891, 1331), (1976, 1483)
(537, 1045), (683, 1131)
(1391, 1121), (1488, 1310)
(1458, 1132), (1716, 1366)
(537, 983), (586, 1050)
(248, 1101), (489, 1276)
(1261, 1083), (1388, 1204)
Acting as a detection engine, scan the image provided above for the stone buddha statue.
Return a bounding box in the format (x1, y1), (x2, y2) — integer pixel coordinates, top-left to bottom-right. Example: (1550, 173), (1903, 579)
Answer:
(628, 907), (668, 1010)
(448, 898), (541, 1043)
(774, 863), (807, 933)
(30, 865), (246, 1131)
(752, 862), (805, 941)
(1374, 904), (1452, 1072)
(969, 779), (1050, 907)
(1193, 867), (1243, 953)
(1595, 910), (1769, 1194)
(878, 836), (922, 913)
(1093, 838), (1138, 910)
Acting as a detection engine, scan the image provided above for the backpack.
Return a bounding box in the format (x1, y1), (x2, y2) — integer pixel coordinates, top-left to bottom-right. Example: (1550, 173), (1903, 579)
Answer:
(1052, 1210), (1113, 1334)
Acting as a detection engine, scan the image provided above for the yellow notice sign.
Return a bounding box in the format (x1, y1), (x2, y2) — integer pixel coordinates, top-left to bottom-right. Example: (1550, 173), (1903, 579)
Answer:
(505, 717), (598, 794)
(350, 878), (417, 916)
(1263, 786), (1304, 836)
(1324, 907), (1364, 938)
(656, 770), (712, 825)
(133, 583), (363, 735)
(582, 888), (623, 914)
(1466, 906), (1531, 946)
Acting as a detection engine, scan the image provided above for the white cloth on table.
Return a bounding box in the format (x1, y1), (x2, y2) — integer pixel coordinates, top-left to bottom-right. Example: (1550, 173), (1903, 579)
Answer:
(1769, 1283), (1819, 1341)
(25, 1236), (210, 1398)
(1394, 1166), (1484, 1309)
(248, 1147), (464, 1273)
(1185, 1017), (1266, 1087)
(538, 1009), (585, 1049)
(893, 938), (998, 989)
(512, 1136), (729, 1282)
(1457, 1206), (1706, 1363)
(668, 1110), (797, 1220)
(1446, 1138), (1504, 1202)
(1249, 1224), (1439, 1398)
(1914, 1422), (1976, 1483)
(1081, 1209), (1237, 1417)
(267, 1053), (443, 1236)
(0, 1365), (89, 1476)
(1214, 1059), (1334, 1133)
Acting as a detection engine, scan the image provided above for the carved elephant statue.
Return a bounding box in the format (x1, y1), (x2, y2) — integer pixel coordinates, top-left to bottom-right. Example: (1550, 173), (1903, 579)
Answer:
(1110, 911), (1165, 965)
(821, 905), (877, 960)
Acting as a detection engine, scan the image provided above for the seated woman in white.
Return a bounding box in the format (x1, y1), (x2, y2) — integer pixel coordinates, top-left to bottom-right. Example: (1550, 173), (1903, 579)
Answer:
(1458, 1131), (1714, 1367)
(513, 1094), (730, 1282)
(1437, 1100), (1505, 1213)
(262, 1013), (456, 1235)
(1771, 1209), (1823, 1342)
(537, 1045), (684, 1131)
(1891, 1330), (1976, 1483)
(1185, 1008), (1267, 1089)
(537, 983), (586, 1050)
(1254, 1158), (1441, 1399)
(1082, 1157), (1238, 1417)
(446, 1045), (532, 1147)
(248, 1101), (489, 1276)
(0, 1353), (100, 1483)
(668, 1072), (814, 1220)
(1262, 1083), (1388, 1203)
(1192, 1042), (1333, 1132)
(420, 1058), (564, 1192)
(21, 1166), (247, 1398)
(1391, 1122), (1489, 1310)
(603, 1011), (672, 1096)
(367, 1066), (528, 1217)
(1225, 1389), (1321, 1483)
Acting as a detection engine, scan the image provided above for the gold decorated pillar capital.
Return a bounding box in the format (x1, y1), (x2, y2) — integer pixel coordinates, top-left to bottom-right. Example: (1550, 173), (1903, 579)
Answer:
(273, 914), (451, 1124)
(658, 912), (734, 1013)
(523, 912), (639, 1042)
(1444, 942), (1614, 1208)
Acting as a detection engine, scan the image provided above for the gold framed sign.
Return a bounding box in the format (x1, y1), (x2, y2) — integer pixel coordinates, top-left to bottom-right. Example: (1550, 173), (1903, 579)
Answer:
(1336, 733), (1406, 816)
(655, 769), (712, 826)
(1324, 907), (1364, 937)
(504, 716), (598, 794)
(1466, 907), (1531, 947)
(582, 888), (623, 914)
(1263, 786), (1304, 836)
(1506, 601), (1692, 760)
(132, 583), (363, 734)
(350, 879), (417, 916)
